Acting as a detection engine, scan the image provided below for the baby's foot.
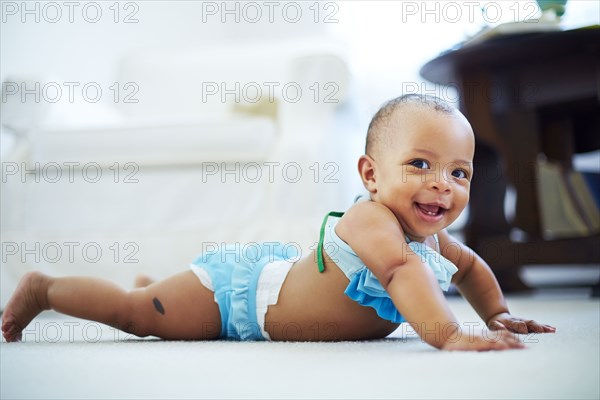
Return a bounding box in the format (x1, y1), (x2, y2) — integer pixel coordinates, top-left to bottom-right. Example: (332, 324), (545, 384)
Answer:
(134, 274), (155, 288)
(2, 272), (50, 342)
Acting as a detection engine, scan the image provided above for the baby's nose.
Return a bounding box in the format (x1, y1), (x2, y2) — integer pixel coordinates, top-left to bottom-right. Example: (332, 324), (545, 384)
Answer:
(429, 178), (451, 193)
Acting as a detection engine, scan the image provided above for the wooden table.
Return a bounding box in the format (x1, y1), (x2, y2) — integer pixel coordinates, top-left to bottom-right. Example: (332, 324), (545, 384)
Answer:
(420, 27), (600, 292)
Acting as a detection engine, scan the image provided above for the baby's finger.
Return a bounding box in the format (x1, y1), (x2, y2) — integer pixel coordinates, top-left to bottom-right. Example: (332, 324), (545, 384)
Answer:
(525, 320), (544, 333)
(542, 324), (556, 333)
(506, 319), (528, 334)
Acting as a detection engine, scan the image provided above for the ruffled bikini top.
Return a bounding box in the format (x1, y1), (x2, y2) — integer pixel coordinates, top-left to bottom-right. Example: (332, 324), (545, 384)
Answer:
(317, 211), (458, 324)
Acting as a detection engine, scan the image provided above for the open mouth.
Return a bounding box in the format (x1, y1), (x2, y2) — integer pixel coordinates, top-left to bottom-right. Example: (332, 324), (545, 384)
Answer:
(414, 202), (447, 222)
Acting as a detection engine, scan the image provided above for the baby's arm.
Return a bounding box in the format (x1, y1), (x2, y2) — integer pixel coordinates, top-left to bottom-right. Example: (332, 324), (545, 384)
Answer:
(438, 230), (556, 334)
(337, 202), (523, 351)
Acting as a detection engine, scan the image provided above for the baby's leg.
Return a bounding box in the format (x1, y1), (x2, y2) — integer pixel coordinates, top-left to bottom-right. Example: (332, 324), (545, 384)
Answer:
(2, 270), (221, 342)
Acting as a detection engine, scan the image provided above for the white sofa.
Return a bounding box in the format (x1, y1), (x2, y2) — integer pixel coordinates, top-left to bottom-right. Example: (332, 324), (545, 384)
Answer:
(1, 39), (352, 309)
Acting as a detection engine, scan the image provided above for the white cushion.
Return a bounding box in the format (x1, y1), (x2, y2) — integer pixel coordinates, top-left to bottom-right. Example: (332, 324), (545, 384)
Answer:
(29, 115), (276, 166)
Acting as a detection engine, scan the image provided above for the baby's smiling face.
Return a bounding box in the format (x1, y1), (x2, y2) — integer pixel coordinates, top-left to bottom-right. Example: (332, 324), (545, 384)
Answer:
(362, 107), (475, 242)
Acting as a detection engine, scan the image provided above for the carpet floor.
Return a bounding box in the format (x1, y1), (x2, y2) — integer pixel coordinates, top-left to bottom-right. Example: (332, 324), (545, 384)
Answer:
(1, 289), (598, 399)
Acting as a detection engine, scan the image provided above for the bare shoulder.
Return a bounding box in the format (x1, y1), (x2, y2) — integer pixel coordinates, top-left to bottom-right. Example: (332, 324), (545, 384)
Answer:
(335, 201), (408, 284)
(337, 200), (401, 235)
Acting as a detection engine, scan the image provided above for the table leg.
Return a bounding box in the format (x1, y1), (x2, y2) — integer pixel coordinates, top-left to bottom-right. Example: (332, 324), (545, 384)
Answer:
(465, 141), (531, 292)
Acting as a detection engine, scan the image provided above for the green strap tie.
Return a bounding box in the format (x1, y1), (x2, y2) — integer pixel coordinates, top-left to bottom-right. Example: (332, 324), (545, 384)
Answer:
(317, 211), (345, 273)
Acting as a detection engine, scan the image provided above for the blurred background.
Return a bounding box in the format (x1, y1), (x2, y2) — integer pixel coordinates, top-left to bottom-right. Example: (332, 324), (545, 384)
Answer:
(1, 1), (599, 307)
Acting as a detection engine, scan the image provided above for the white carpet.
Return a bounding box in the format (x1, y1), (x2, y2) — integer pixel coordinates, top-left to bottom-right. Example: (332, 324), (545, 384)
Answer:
(1, 289), (599, 400)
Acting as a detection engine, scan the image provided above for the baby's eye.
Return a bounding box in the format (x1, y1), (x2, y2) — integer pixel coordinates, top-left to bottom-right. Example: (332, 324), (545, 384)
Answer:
(452, 169), (468, 179)
(409, 159), (430, 169)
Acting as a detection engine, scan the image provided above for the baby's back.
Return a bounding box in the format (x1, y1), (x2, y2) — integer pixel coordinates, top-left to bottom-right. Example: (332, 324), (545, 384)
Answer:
(265, 250), (399, 341)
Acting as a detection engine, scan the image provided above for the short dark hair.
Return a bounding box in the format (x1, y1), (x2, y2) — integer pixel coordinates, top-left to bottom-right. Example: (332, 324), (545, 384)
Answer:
(365, 94), (455, 156)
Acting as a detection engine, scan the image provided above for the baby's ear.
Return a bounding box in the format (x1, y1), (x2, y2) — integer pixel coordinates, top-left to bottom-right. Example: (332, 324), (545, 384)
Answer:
(358, 155), (377, 194)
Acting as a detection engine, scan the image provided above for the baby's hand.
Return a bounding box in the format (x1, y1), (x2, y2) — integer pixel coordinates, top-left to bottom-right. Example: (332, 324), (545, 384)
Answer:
(487, 312), (556, 334)
(441, 328), (524, 351)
